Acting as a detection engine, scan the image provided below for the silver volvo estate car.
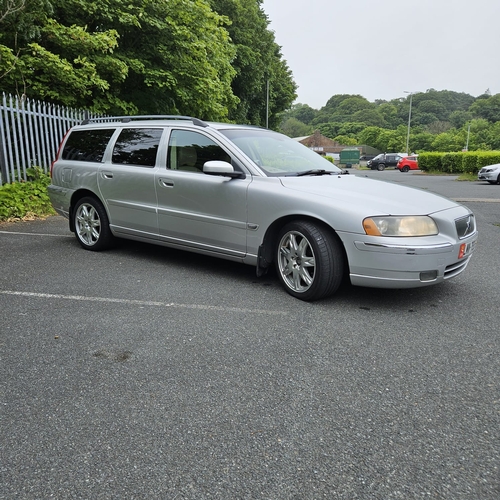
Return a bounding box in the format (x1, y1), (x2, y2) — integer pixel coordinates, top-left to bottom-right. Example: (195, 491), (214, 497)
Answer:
(48, 116), (478, 301)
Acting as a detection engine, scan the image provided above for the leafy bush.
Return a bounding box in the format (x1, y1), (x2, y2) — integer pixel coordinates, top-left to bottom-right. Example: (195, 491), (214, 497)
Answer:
(462, 154), (480, 174)
(476, 152), (500, 168)
(0, 167), (56, 221)
(418, 153), (443, 172)
(440, 153), (463, 173)
(418, 151), (500, 174)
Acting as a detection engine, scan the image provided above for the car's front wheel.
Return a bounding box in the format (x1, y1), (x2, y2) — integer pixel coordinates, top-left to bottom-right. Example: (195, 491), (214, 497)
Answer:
(377, 164), (386, 171)
(275, 221), (344, 301)
(73, 196), (114, 251)
(402, 166), (410, 172)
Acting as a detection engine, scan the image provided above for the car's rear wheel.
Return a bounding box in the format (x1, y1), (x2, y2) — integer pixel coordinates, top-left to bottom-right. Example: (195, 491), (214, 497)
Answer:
(377, 164), (386, 171)
(275, 221), (344, 301)
(73, 196), (114, 251)
(402, 166), (410, 172)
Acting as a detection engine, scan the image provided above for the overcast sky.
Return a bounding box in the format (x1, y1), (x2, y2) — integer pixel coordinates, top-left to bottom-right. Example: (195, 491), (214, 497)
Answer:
(262, 0), (500, 109)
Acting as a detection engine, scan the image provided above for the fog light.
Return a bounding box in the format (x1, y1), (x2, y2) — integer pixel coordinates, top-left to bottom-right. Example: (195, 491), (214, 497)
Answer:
(420, 270), (438, 282)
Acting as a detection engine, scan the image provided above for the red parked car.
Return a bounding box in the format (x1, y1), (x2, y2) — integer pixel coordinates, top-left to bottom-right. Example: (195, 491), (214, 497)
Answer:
(397, 155), (419, 172)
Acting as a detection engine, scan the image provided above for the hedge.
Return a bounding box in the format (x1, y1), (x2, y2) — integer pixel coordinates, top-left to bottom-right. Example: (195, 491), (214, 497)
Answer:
(418, 151), (500, 174)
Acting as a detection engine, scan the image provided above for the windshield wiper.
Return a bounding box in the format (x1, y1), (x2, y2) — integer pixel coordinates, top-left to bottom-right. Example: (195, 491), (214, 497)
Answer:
(294, 169), (334, 177)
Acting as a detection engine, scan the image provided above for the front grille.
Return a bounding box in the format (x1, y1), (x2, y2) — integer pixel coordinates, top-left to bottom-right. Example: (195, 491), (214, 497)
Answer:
(455, 214), (475, 239)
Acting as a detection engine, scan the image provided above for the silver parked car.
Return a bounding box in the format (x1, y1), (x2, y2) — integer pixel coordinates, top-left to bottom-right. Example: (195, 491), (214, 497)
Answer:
(478, 163), (500, 184)
(49, 116), (478, 301)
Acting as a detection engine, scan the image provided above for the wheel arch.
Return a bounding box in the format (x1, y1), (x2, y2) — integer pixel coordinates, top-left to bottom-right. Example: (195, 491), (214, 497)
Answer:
(69, 189), (106, 232)
(257, 214), (349, 277)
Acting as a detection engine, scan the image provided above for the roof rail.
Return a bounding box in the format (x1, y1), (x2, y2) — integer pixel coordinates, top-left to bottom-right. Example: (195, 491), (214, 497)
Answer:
(80, 115), (209, 127)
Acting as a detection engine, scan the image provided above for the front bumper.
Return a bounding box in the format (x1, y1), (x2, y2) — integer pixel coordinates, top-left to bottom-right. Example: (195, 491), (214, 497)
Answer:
(339, 230), (478, 289)
(478, 170), (499, 182)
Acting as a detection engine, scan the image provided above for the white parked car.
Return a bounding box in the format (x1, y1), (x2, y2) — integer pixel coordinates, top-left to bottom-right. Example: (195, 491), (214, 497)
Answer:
(49, 116), (478, 301)
(478, 163), (500, 184)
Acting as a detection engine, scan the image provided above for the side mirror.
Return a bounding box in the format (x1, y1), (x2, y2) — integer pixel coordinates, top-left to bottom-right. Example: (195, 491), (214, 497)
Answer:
(203, 160), (245, 179)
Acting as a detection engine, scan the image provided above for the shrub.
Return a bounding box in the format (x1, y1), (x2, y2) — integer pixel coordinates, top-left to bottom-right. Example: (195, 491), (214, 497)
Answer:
(418, 153), (443, 172)
(476, 152), (500, 169)
(462, 154), (480, 174)
(441, 153), (463, 173)
(0, 167), (56, 221)
(418, 151), (500, 174)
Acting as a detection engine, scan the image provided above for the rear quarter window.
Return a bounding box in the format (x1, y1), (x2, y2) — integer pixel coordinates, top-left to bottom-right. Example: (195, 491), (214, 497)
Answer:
(62, 129), (115, 162)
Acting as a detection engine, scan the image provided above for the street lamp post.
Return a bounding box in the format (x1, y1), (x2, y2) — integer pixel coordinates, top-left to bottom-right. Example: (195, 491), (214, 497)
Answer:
(404, 91), (416, 155)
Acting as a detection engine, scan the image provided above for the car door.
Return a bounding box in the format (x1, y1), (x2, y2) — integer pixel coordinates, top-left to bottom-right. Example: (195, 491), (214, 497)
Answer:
(98, 127), (163, 237)
(156, 129), (250, 257)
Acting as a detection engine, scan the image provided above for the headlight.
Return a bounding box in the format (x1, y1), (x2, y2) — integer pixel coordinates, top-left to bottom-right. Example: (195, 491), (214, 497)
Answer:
(363, 216), (438, 237)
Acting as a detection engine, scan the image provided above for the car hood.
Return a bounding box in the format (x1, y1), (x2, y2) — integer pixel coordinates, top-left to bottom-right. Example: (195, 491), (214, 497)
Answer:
(279, 174), (458, 215)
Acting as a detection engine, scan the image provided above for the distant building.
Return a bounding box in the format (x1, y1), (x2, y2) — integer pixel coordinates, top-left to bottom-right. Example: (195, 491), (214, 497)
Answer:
(294, 131), (381, 164)
(294, 130), (349, 156)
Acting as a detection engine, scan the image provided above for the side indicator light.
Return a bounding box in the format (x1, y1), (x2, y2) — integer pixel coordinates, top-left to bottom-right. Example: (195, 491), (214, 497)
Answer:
(458, 243), (466, 259)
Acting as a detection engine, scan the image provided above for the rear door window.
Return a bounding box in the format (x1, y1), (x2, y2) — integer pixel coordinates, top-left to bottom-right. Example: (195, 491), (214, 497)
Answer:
(62, 129), (115, 162)
(112, 128), (163, 167)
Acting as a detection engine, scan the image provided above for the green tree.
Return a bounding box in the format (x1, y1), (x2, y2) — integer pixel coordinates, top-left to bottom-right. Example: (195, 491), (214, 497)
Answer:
(413, 112), (439, 126)
(1, 0), (25, 22)
(57, 0), (238, 118)
(431, 130), (465, 152)
(286, 103), (318, 125)
(469, 93), (500, 122)
(377, 102), (402, 128)
(449, 110), (473, 129)
(351, 108), (386, 127)
(417, 99), (447, 118)
(208, 0), (296, 126)
(0, 1), (123, 109)
(316, 122), (342, 139)
(319, 94), (373, 123)
(1, 0), (241, 118)
(410, 131), (434, 152)
(333, 135), (357, 146)
(280, 117), (312, 138)
(358, 126), (383, 148)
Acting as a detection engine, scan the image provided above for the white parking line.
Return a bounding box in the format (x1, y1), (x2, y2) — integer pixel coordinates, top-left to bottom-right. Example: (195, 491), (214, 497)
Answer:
(0, 290), (286, 316)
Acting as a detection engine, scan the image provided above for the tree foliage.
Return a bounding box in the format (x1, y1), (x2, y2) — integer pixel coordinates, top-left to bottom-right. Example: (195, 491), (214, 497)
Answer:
(0, 0), (296, 122)
(208, 0), (296, 127)
(280, 89), (500, 152)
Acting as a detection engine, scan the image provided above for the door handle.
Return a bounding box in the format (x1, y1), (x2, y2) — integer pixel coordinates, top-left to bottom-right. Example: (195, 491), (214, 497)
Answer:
(101, 171), (114, 179)
(159, 178), (174, 188)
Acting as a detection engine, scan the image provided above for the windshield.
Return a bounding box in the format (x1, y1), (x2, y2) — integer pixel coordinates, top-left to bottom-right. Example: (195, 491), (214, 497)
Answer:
(221, 128), (342, 176)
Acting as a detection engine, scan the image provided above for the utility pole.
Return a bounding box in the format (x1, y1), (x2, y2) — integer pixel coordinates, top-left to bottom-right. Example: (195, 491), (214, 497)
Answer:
(404, 91), (418, 154)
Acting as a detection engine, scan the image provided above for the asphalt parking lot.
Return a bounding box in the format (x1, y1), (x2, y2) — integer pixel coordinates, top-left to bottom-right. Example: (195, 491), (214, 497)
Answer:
(1, 173), (499, 499)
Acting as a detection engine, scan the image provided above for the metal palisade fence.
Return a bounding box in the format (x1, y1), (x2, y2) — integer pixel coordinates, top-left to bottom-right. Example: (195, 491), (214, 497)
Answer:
(0, 92), (99, 185)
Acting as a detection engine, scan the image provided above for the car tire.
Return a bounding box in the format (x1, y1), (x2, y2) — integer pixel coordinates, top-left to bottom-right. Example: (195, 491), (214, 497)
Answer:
(275, 220), (344, 301)
(377, 164), (386, 171)
(402, 166), (410, 172)
(73, 196), (114, 251)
